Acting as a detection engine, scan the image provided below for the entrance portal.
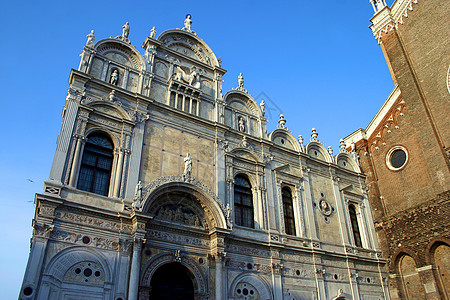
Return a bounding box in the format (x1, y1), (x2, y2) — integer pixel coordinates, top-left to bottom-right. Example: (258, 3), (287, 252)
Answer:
(149, 262), (195, 300)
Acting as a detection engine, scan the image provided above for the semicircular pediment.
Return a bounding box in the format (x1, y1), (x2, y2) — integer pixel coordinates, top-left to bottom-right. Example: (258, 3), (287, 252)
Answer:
(95, 40), (144, 70)
(158, 30), (218, 67)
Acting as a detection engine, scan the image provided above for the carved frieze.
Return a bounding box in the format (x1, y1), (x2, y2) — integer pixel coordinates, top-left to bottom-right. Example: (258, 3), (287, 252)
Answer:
(55, 211), (133, 233)
(147, 230), (210, 248)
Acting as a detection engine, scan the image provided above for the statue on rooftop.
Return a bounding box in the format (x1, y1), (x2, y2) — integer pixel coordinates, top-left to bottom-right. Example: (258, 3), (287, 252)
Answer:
(183, 14), (192, 31)
(86, 30), (95, 47)
(238, 73), (244, 88)
(122, 22), (130, 39)
(150, 26), (156, 38)
(260, 100), (265, 116)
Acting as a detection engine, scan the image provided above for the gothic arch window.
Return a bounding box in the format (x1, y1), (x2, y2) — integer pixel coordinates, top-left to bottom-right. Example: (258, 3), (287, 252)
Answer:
(234, 175), (254, 228)
(349, 204), (362, 248)
(77, 133), (114, 196)
(282, 187), (296, 236)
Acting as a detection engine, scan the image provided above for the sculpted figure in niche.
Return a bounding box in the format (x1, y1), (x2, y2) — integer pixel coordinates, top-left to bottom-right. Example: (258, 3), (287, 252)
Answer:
(183, 153), (192, 181)
(110, 70), (119, 85)
(122, 22), (130, 39)
(134, 181), (143, 199)
(86, 30), (95, 47)
(183, 14), (192, 31)
(238, 117), (245, 132)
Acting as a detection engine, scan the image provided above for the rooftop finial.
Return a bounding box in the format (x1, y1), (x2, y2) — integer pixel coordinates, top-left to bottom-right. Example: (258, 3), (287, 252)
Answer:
(311, 128), (318, 141)
(370, 0), (387, 13)
(278, 114), (286, 128)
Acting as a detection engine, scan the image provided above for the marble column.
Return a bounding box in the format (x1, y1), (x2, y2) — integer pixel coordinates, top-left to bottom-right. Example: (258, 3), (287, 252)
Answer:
(49, 90), (82, 184)
(113, 148), (124, 197)
(68, 135), (83, 187)
(128, 238), (143, 300)
(215, 252), (225, 300)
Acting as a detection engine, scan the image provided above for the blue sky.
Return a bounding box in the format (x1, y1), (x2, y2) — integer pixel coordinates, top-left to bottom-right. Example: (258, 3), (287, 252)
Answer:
(0, 0), (394, 297)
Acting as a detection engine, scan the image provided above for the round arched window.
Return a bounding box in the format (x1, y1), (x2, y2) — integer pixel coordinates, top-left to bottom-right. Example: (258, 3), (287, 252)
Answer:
(386, 146), (408, 171)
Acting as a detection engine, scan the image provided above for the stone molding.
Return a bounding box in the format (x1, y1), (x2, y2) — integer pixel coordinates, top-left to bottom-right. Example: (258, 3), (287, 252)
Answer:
(370, 0), (419, 44)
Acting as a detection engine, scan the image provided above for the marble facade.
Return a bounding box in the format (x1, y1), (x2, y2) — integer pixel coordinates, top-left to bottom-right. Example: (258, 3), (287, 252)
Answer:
(20, 18), (389, 300)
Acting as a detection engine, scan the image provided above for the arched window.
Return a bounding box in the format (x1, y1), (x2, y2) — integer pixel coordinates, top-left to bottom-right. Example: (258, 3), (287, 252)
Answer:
(349, 204), (362, 247)
(234, 175), (254, 228)
(282, 187), (296, 235)
(77, 133), (114, 196)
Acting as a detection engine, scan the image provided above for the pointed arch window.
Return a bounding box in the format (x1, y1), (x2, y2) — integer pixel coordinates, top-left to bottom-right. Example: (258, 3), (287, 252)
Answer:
(349, 204), (362, 247)
(282, 187), (296, 235)
(234, 175), (254, 228)
(77, 133), (114, 196)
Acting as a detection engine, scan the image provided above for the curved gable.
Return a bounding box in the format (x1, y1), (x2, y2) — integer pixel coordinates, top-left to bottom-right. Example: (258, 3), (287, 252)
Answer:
(336, 152), (360, 172)
(158, 30), (219, 67)
(224, 90), (261, 117)
(306, 141), (332, 163)
(269, 129), (301, 152)
(94, 39), (144, 70)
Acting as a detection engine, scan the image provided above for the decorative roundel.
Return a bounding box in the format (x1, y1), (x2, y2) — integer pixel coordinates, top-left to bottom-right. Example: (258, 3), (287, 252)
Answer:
(235, 282), (259, 299)
(386, 146), (408, 171)
(319, 199), (332, 216)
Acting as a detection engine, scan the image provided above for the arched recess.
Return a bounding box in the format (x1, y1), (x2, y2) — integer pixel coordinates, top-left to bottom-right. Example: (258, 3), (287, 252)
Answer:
(37, 246), (113, 299)
(336, 152), (361, 173)
(223, 90), (263, 137)
(306, 141), (333, 163)
(158, 29), (220, 67)
(269, 129), (301, 152)
(141, 178), (228, 230)
(396, 253), (426, 299)
(228, 272), (273, 300)
(140, 252), (208, 300)
(428, 241), (450, 297)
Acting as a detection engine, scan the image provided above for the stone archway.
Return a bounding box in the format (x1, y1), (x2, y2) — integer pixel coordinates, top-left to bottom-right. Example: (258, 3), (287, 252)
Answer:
(140, 253), (208, 300)
(149, 262), (195, 300)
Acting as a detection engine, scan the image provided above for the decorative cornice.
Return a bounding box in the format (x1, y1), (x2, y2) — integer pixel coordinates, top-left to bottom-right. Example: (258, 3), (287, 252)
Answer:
(370, 0), (419, 44)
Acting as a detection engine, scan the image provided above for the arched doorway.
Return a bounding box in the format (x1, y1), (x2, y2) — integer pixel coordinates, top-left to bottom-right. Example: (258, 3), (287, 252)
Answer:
(150, 262), (195, 300)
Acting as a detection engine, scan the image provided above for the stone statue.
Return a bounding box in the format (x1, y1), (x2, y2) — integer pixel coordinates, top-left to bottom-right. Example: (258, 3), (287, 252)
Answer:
(238, 73), (244, 88)
(86, 30), (95, 47)
(218, 57), (222, 67)
(122, 22), (130, 39)
(238, 117), (245, 132)
(260, 100), (265, 116)
(174, 66), (200, 88)
(183, 153), (192, 181)
(110, 70), (119, 85)
(134, 181), (143, 199)
(150, 26), (156, 38)
(183, 14), (192, 31)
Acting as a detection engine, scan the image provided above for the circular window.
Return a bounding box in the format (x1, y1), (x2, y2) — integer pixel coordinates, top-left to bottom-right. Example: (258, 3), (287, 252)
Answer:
(23, 287), (33, 296)
(386, 146), (408, 171)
